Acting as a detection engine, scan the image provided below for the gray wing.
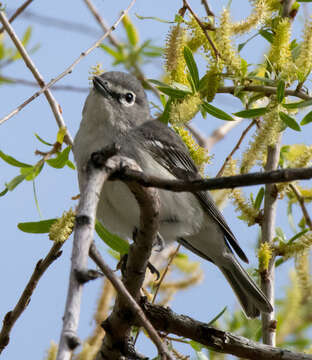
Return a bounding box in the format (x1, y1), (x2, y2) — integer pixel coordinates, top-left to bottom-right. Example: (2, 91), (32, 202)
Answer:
(132, 120), (249, 263)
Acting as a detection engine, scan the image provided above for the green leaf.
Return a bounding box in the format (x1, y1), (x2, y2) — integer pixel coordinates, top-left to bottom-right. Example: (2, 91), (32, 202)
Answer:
(66, 160), (76, 170)
(287, 229), (309, 245)
(95, 220), (129, 255)
(100, 44), (124, 62)
(158, 98), (172, 124)
(301, 110), (312, 125)
(135, 13), (174, 23)
(279, 112), (301, 131)
(6, 174), (26, 191)
(18, 218), (57, 234)
(233, 107), (268, 118)
(277, 80), (285, 103)
(189, 341), (203, 352)
(123, 17), (138, 47)
(0, 150), (32, 168)
(254, 187), (264, 209)
(157, 86), (190, 98)
(201, 102), (234, 121)
(20, 163), (44, 181)
(282, 99), (312, 109)
(46, 146), (71, 168)
(259, 29), (274, 43)
(207, 306), (227, 326)
(0, 188), (8, 197)
(35, 133), (53, 146)
(183, 46), (199, 91)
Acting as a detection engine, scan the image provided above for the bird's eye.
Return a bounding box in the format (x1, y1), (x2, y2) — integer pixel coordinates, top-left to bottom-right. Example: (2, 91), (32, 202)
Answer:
(120, 92), (136, 106)
(125, 93), (134, 103)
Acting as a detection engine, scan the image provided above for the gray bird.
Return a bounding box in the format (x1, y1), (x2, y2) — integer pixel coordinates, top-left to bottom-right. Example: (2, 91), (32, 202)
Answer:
(74, 71), (273, 318)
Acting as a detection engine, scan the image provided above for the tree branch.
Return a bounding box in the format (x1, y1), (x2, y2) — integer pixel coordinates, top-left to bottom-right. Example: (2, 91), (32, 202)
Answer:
(217, 85), (312, 101)
(115, 166), (312, 192)
(0, 10), (72, 144)
(89, 243), (172, 360)
(0, 241), (63, 354)
(0, 0), (136, 128)
(0, 0), (34, 34)
(141, 301), (312, 360)
(56, 152), (121, 360)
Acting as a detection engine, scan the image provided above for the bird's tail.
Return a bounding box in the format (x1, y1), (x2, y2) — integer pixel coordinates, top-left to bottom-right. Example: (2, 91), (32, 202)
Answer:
(219, 256), (273, 318)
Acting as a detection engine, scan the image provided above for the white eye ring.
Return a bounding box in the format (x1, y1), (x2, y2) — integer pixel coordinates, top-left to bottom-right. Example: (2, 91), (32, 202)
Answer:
(120, 92), (136, 106)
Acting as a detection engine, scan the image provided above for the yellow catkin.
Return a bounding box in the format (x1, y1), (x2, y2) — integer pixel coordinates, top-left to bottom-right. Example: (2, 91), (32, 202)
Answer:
(240, 102), (281, 174)
(226, 160), (259, 226)
(258, 242), (273, 271)
(277, 145), (312, 194)
(88, 63), (103, 83)
(49, 209), (75, 243)
(268, 18), (296, 80)
(295, 251), (312, 302)
(44, 341), (58, 360)
(231, 0), (271, 35)
(279, 232), (312, 260)
(215, 9), (242, 76)
(187, 15), (212, 54)
(173, 125), (210, 172)
(201, 61), (223, 102)
(169, 94), (202, 125)
(296, 18), (312, 80)
(164, 24), (188, 84)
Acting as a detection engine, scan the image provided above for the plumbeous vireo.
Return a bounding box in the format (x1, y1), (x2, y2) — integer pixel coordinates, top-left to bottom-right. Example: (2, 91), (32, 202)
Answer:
(74, 71), (273, 318)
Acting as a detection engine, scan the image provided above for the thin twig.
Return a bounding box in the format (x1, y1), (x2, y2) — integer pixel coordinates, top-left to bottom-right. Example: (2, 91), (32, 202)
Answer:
(1, 75), (89, 92)
(201, 0), (215, 17)
(0, 0), (136, 127)
(205, 118), (243, 151)
(0, 0), (34, 34)
(218, 85), (312, 101)
(0, 242), (63, 354)
(217, 119), (256, 177)
(83, 0), (121, 48)
(182, 0), (220, 59)
(289, 183), (312, 230)
(89, 243), (173, 360)
(116, 166), (312, 192)
(0, 10), (72, 144)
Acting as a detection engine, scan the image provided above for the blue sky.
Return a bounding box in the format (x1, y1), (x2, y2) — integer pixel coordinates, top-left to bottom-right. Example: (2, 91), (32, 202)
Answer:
(0, 1), (311, 359)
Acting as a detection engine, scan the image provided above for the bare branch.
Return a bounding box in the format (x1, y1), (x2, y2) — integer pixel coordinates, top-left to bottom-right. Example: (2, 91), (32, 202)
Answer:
(0, 0), (34, 34)
(217, 119), (256, 177)
(83, 0), (121, 48)
(182, 0), (220, 58)
(89, 243), (172, 360)
(0, 75), (89, 92)
(141, 301), (312, 360)
(115, 166), (312, 192)
(289, 183), (312, 230)
(261, 141), (281, 346)
(0, 242), (63, 354)
(56, 153), (120, 360)
(205, 119), (243, 151)
(0, 10), (72, 144)
(218, 85), (312, 101)
(0, 0), (136, 128)
(201, 0), (215, 17)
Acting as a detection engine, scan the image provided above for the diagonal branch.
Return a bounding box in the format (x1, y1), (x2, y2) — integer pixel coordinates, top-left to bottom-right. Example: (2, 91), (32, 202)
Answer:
(141, 301), (312, 360)
(0, 241), (63, 354)
(0, 0), (34, 34)
(0, 10), (72, 144)
(0, 0), (136, 128)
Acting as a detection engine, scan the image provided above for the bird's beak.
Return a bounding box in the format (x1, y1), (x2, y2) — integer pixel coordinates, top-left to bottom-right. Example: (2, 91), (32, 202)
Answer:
(93, 76), (110, 98)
